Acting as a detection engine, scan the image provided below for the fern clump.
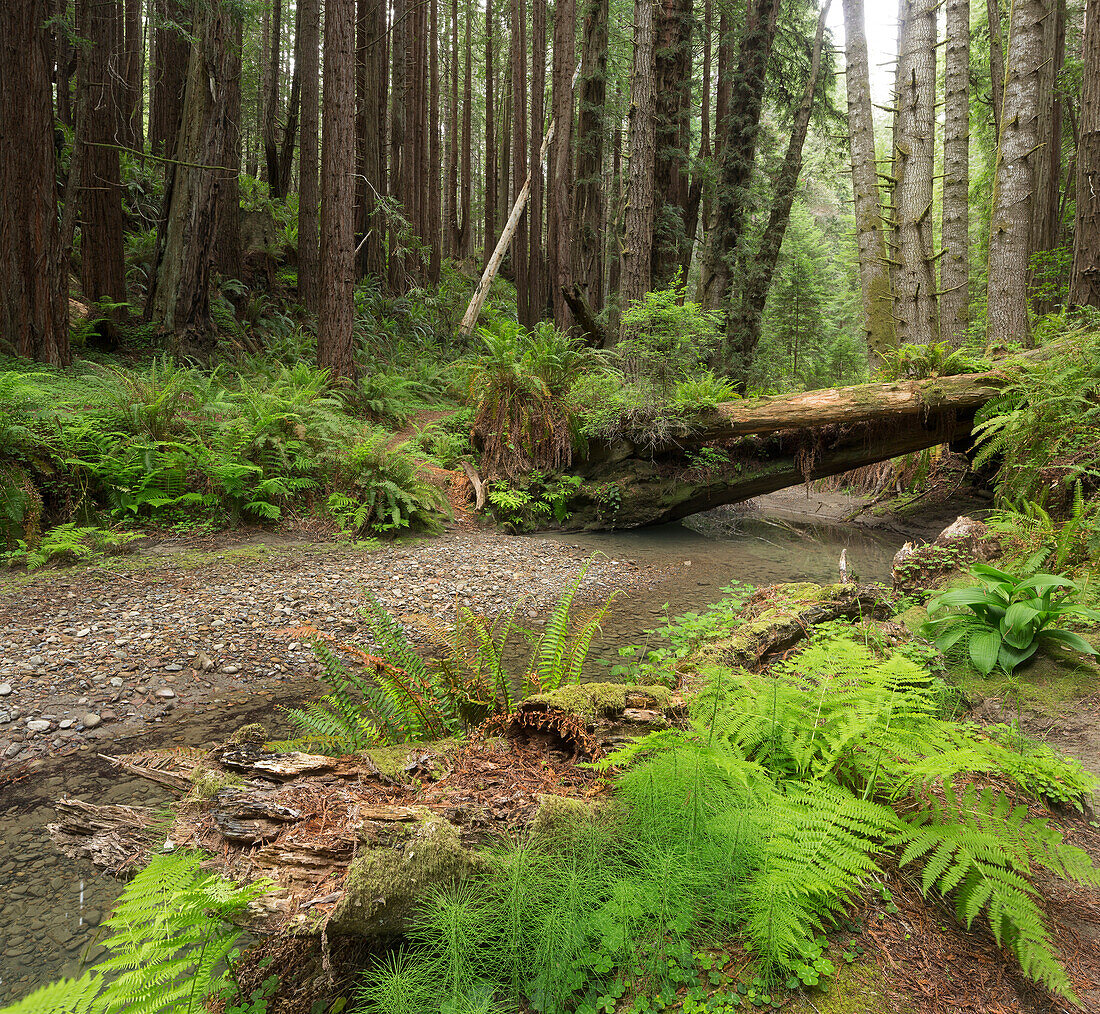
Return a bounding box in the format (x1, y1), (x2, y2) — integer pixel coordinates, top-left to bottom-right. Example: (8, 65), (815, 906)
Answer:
(0, 852), (271, 1014)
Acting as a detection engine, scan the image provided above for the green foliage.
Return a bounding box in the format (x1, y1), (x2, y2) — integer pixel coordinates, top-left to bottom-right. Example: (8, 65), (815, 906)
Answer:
(286, 564), (613, 751)
(619, 285), (721, 394)
(328, 433), (449, 536)
(972, 327), (1100, 504)
(2, 523), (141, 570)
(0, 853), (271, 1014)
(878, 341), (988, 381)
(897, 783), (1100, 997)
(486, 473), (582, 530)
(922, 563), (1099, 675)
(465, 320), (608, 477)
(986, 485), (1100, 572)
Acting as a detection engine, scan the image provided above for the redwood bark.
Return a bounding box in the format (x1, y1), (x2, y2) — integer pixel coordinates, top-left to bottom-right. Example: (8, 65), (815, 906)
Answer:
(941, 0), (970, 345)
(388, 0), (407, 292)
(620, 0), (656, 315)
(428, 0), (442, 283)
(572, 0), (609, 314)
(703, 0), (781, 316)
(214, 14), (242, 281)
(729, 1), (830, 386)
(484, 0), (496, 268)
(529, 0), (546, 318)
(1071, 0), (1100, 306)
(355, 0), (384, 282)
(549, 0), (575, 328)
(278, 55), (301, 197)
(988, 0), (1044, 344)
(151, 0), (189, 158)
(512, 0), (529, 324)
(319, 0), (357, 381)
(148, 0), (236, 354)
(677, 0), (710, 299)
(460, 0), (472, 257)
(445, 0), (459, 256)
(263, 0), (282, 196)
(651, 0), (692, 288)
(843, 0), (893, 363)
(299, 0), (320, 306)
(892, 0), (939, 346)
(123, 0), (143, 148)
(79, 0), (127, 313)
(1, 0), (70, 364)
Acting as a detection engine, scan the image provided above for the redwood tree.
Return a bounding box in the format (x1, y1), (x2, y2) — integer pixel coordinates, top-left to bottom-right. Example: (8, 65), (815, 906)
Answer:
(1072, 0), (1100, 306)
(549, 0), (576, 328)
(299, 0), (321, 308)
(941, 0), (970, 345)
(319, 0), (358, 380)
(1, 0), (70, 364)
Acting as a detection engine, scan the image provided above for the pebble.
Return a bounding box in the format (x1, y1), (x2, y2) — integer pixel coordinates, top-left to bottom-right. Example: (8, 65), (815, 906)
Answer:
(0, 683), (11, 696)
(82, 713), (101, 728)
(26, 720), (51, 733)
(155, 688), (176, 699)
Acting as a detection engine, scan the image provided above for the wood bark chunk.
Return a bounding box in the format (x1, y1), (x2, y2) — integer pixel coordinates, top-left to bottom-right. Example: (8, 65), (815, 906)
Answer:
(220, 749), (337, 780)
(47, 798), (162, 874)
(211, 789), (303, 843)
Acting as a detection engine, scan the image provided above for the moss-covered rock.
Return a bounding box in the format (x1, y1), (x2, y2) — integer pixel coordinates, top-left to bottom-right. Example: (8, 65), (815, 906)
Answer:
(328, 809), (481, 937)
(525, 683), (672, 722)
(528, 794), (606, 842)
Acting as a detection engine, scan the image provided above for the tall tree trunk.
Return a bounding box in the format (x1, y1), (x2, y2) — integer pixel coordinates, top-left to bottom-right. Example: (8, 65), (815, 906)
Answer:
(263, 0), (282, 196)
(988, 0), (1044, 344)
(428, 0), (442, 283)
(549, 0), (575, 328)
(57, 0), (75, 127)
(214, 14), (242, 281)
(388, 0), (407, 292)
(151, 0), (189, 158)
(446, 0), (459, 256)
(511, 0), (530, 324)
(941, 0), (970, 345)
(651, 0), (692, 288)
(460, 0), (472, 257)
(1, 0), (70, 364)
(484, 0), (496, 268)
(319, 0), (357, 381)
(1071, 0), (1100, 306)
(703, 0), (781, 316)
(699, 7), (731, 305)
(843, 0), (894, 364)
(278, 54), (301, 197)
(501, 56), (511, 247)
(529, 0), (546, 319)
(1029, 0), (1066, 312)
(892, 0), (939, 346)
(298, 0), (320, 308)
(620, 0), (656, 315)
(678, 0), (710, 298)
(79, 0), (127, 313)
(608, 83), (623, 334)
(572, 0), (609, 313)
(148, 0), (235, 355)
(123, 0), (143, 148)
(728, 0), (830, 387)
(355, 0), (384, 282)
(988, 0), (1006, 140)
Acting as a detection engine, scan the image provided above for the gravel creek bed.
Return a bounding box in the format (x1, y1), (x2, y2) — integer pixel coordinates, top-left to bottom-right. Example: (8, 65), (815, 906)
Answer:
(0, 531), (664, 767)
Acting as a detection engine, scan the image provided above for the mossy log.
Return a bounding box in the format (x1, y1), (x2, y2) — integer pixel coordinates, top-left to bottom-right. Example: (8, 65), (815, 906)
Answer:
(561, 354), (1055, 529)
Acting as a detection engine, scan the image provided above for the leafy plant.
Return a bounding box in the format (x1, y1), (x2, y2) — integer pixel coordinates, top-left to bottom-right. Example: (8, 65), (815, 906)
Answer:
(921, 563), (1099, 675)
(2, 523), (141, 570)
(0, 852), (271, 1014)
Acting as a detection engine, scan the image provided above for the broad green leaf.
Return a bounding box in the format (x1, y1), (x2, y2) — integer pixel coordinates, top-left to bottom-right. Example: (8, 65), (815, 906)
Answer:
(1039, 628), (1099, 656)
(997, 640), (1038, 673)
(969, 629), (1002, 675)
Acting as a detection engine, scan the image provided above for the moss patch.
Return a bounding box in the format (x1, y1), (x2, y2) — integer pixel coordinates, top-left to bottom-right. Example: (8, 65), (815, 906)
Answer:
(361, 738), (461, 780)
(786, 962), (905, 1014)
(525, 683), (673, 721)
(329, 810), (480, 937)
(529, 794), (606, 842)
(185, 765), (243, 802)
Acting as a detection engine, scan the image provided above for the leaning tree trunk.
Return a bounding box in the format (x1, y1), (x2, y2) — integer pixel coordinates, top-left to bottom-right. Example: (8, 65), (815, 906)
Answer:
(1, 0), (70, 364)
(318, 0), (357, 381)
(843, 0), (894, 365)
(79, 0), (127, 315)
(620, 0), (657, 317)
(148, 0), (235, 355)
(704, 0), (782, 318)
(892, 0), (939, 346)
(1072, 0), (1100, 307)
(728, 0), (830, 388)
(941, 0), (970, 345)
(571, 0), (609, 315)
(298, 0), (320, 308)
(988, 0), (1044, 345)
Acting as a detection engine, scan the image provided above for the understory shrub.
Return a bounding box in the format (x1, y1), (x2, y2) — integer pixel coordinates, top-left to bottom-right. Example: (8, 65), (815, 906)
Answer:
(358, 632), (1097, 1011)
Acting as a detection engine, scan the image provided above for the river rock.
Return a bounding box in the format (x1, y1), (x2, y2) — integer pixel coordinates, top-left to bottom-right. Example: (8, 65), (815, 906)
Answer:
(155, 688), (176, 699)
(0, 683), (11, 696)
(26, 720), (51, 733)
(892, 516), (998, 593)
(82, 714), (101, 729)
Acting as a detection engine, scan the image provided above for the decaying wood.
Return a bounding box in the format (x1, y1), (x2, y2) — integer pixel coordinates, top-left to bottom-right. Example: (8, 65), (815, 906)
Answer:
(561, 283), (608, 347)
(460, 459), (487, 508)
(47, 798), (164, 875)
(212, 789), (304, 843)
(220, 748), (337, 780)
(99, 752), (193, 792)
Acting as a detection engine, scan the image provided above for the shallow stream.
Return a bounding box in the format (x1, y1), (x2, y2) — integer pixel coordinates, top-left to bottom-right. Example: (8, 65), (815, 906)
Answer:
(0, 510), (904, 1002)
